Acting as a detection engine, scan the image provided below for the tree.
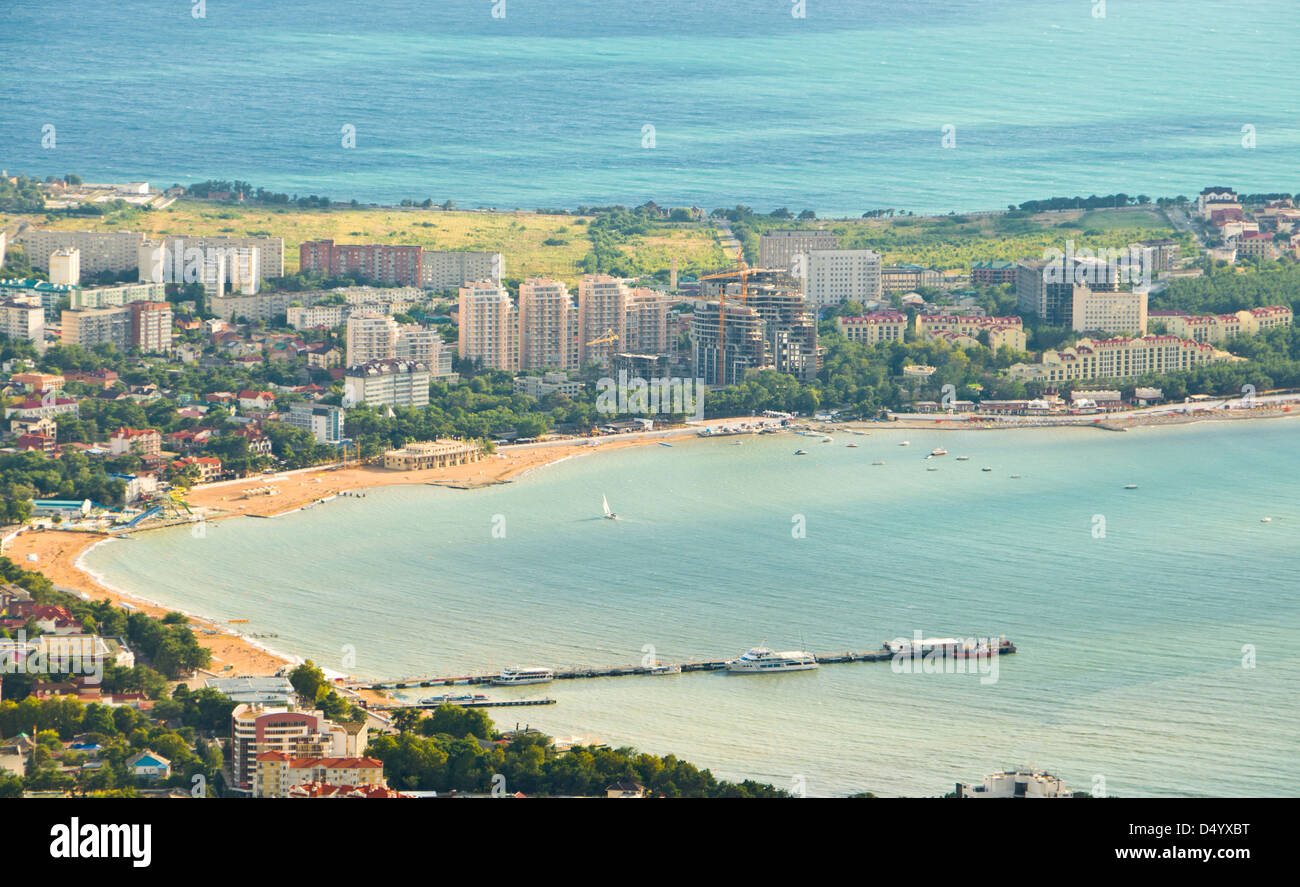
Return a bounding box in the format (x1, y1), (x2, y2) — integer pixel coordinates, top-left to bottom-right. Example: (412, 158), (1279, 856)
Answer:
(288, 660), (327, 703)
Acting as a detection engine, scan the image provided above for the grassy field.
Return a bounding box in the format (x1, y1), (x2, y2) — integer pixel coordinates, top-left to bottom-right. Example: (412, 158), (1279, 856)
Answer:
(2, 199), (728, 283)
(765, 206), (1186, 271)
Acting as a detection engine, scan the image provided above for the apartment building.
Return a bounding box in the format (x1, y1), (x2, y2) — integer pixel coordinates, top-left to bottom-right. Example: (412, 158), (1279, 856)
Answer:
(1009, 335), (1228, 383)
(109, 427), (162, 457)
(62, 306), (132, 351)
(916, 314), (1028, 351)
(457, 281), (518, 371)
(969, 260), (1018, 286)
(382, 439), (484, 470)
(956, 769), (1074, 799)
(746, 285), (820, 381)
(284, 403), (346, 445)
(70, 281), (167, 310)
(16, 229), (145, 274)
(1236, 231), (1279, 261)
(518, 277), (577, 371)
(836, 311), (907, 346)
(346, 312), (399, 366)
(624, 287), (672, 356)
(804, 249), (883, 309)
(421, 250), (503, 290)
(881, 264), (941, 294)
(1162, 305), (1292, 343)
(130, 301), (174, 354)
(49, 247), (80, 285)
(209, 290), (326, 322)
(0, 297), (45, 348)
(343, 359), (431, 407)
(758, 230), (839, 269)
(1070, 288), (1147, 335)
(300, 240), (422, 286)
(577, 274), (629, 367)
(690, 302), (767, 386)
(230, 705), (343, 791)
(286, 303), (350, 329)
(253, 753), (384, 799)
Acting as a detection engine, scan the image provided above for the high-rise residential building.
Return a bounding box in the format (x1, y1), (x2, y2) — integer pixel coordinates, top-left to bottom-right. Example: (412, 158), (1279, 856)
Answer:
(394, 323), (441, 364)
(299, 240), (422, 287)
(0, 297), (45, 349)
(16, 229), (145, 275)
(130, 301), (174, 354)
(746, 285), (820, 381)
(421, 251), (503, 290)
(690, 302), (767, 386)
(759, 230), (839, 269)
(1017, 258), (1116, 325)
(49, 248), (80, 286)
(61, 306), (132, 351)
(1071, 288), (1148, 335)
(577, 274), (629, 367)
(457, 281), (518, 371)
(624, 287), (672, 356)
(343, 359), (431, 408)
(803, 249), (882, 309)
(518, 278), (577, 371)
(346, 312), (399, 366)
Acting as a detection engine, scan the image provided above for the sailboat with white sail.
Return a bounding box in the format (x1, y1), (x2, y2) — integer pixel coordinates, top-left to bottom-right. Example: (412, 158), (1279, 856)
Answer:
(602, 494), (618, 520)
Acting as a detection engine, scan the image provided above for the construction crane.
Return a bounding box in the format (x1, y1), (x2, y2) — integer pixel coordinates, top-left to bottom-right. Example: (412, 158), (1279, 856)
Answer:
(699, 245), (752, 386)
(584, 329), (621, 348)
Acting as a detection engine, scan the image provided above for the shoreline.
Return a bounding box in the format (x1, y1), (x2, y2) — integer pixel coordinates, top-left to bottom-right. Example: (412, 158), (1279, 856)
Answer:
(6, 408), (1295, 681)
(0, 427), (702, 678)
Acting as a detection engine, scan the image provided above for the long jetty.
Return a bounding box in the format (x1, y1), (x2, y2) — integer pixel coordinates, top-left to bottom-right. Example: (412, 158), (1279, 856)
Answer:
(345, 640), (1016, 691)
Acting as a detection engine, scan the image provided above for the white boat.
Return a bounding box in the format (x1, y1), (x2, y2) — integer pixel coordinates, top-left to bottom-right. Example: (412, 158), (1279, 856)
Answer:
(794, 449), (808, 455)
(955, 456), (970, 461)
(492, 667), (554, 685)
(899, 441), (910, 447)
(926, 465), (938, 471)
(872, 460), (885, 465)
(930, 448), (948, 456)
(1261, 516), (1272, 523)
(1124, 484), (1138, 490)
(981, 466), (992, 472)
(726, 646), (818, 674)
(647, 663), (682, 675)
(602, 494), (617, 520)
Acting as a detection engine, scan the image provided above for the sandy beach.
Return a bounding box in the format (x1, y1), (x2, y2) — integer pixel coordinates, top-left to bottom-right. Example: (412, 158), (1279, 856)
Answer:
(1, 430), (699, 679)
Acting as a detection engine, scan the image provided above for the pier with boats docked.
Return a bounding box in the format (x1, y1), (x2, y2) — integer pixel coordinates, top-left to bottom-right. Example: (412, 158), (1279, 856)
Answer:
(344, 637), (1016, 693)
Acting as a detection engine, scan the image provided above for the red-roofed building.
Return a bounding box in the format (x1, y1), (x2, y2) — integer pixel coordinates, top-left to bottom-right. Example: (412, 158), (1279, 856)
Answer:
(109, 427), (162, 457)
(4, 397), (79, 421)
(254, 753), (388, 798)
(836, 311), (908, 346)
(170, 455), (222, 482)
(238, 390), (276, 411)
(286, 782), (407, 799)
(15, 432), (55, 454)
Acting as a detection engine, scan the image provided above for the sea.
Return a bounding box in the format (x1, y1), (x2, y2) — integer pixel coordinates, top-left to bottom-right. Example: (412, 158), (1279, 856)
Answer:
(81, 421), (1300, 797)
(3, 0), (1298, 215)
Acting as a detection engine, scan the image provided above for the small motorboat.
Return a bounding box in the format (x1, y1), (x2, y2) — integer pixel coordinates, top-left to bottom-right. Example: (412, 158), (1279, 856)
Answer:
(794, 449), (809, 455)
(846, 443), (858, 448)
(872, 460), (885, 465)
(1124, 484), (1138, 490)
(930, 448), (948, 457)
(981, 467), (992, 472)
(899, 441), (910, 447)
(955, 456), (970, 461)
(1260, 517), (1272, 523)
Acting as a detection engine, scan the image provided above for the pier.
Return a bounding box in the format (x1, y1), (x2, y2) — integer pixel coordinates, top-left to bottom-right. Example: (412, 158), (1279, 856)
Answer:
(374, 698), (557, 710)
(344, 640), (1016, 691)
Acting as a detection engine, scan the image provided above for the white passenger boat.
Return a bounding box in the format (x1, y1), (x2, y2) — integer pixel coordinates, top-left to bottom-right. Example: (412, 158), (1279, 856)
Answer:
(726, 646), (818, 674)
(492, 666), (555, 685)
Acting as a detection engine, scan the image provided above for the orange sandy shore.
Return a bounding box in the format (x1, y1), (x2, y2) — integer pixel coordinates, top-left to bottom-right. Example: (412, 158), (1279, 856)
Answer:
(1, 433), (693, 680)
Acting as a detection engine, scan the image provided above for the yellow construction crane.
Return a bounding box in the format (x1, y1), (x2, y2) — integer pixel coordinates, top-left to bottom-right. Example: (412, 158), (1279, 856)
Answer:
(699, 245), (752, 386)
(585, 329), (621, 348)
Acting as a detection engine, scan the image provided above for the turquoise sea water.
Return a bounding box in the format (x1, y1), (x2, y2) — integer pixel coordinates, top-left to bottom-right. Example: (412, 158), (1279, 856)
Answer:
(84, 421), (1300, 797)
(3, 0), (1298, 214)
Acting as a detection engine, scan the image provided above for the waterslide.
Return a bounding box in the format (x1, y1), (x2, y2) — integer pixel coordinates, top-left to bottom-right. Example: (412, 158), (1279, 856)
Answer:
(119, 506), (164, 529)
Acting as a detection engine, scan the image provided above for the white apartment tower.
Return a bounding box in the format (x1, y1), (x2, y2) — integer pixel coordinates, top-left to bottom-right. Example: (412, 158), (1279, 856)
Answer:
(804, 249), (882, 309)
